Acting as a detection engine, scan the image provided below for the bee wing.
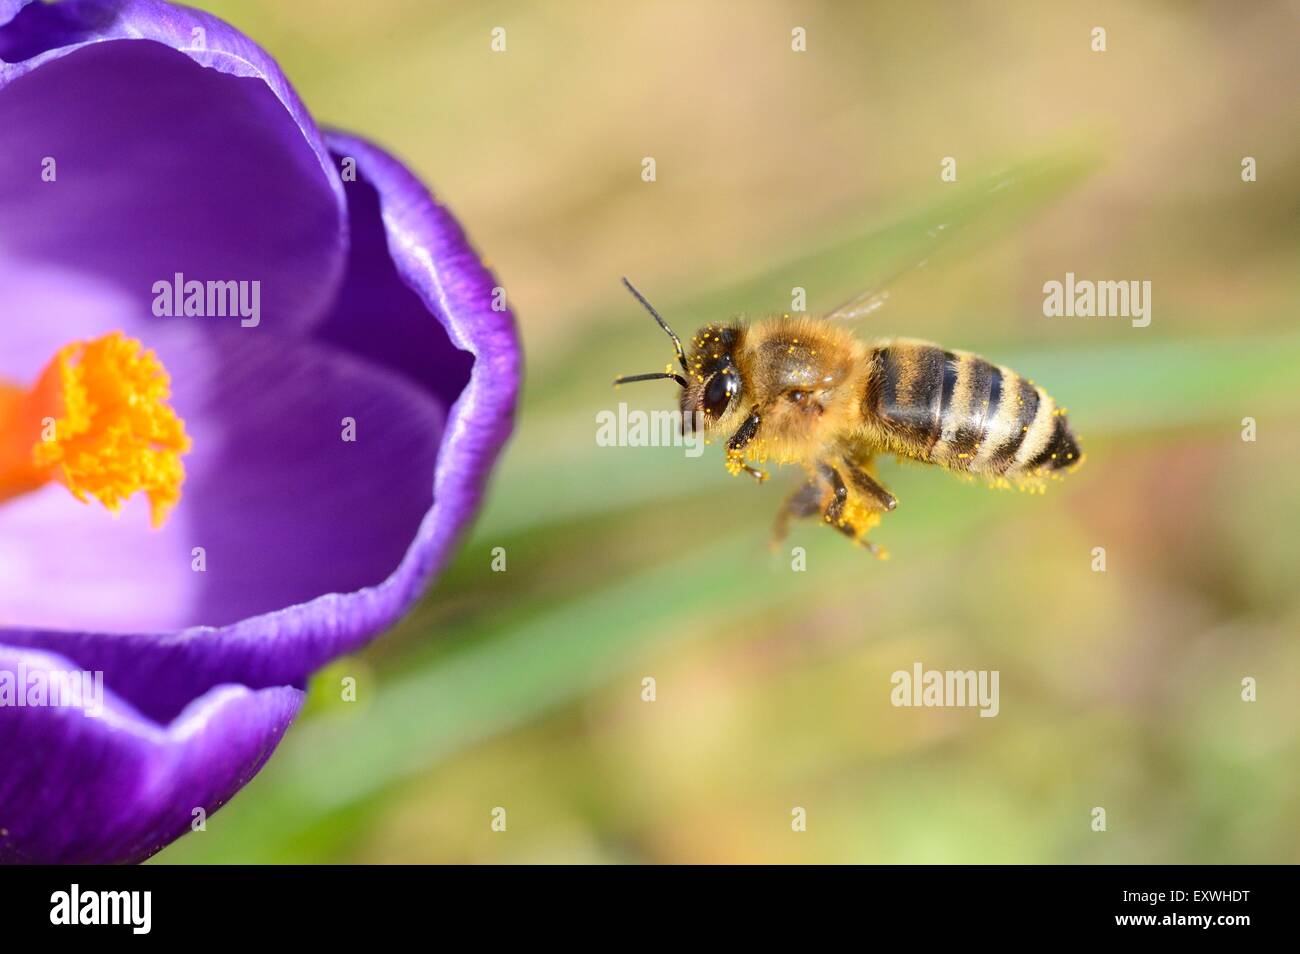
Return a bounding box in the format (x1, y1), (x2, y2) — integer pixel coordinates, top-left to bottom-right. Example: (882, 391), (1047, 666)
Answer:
(821, 288), (892, 323)
(821, 163), (1041, 322)
(821, 227), (949, 322)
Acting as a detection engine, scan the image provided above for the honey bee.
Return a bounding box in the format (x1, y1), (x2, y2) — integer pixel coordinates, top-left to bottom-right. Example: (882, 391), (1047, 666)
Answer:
(613, 277), (1083, 557)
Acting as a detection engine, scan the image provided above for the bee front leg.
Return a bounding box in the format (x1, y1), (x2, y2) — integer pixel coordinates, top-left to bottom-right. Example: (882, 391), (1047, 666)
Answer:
(725, 410), (767, 483)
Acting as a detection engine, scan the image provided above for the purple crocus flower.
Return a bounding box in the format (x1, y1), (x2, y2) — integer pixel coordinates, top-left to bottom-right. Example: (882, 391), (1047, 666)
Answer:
(0, 0), (519, 863)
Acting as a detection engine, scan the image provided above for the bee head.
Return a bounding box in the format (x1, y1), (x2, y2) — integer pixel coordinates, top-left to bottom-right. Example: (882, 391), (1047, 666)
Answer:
(681, 323), (744, 433)
(613, 278), (744, 434)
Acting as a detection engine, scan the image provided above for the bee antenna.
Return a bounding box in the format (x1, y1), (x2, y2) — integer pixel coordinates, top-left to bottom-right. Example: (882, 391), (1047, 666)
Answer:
(613, 371), (688, 389)
(622, 277), (688, 373)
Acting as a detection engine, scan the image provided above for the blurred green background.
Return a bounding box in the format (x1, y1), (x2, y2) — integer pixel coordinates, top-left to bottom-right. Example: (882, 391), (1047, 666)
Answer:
(156, 1), (1300, 863)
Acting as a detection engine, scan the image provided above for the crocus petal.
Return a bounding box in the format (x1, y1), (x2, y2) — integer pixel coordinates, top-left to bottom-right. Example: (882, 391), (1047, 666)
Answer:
(0, 0), (348, 333)
(314, 141), (475, 409)
(0, 644), (302, 865)
(0, 3), (25, 33)
(0, 261), (140, 381)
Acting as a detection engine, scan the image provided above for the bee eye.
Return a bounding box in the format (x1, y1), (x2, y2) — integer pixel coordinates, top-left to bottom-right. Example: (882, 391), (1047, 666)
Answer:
(702, 371), (739, 419)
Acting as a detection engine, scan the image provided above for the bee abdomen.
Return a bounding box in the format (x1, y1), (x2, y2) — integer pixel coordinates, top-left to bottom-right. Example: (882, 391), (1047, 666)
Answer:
(866, 341), (1081, 477)
(864, 342), (947, 454)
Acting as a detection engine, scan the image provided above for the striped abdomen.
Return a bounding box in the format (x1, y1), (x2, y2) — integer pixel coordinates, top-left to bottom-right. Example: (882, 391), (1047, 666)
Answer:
(862, 339), (1081, 477)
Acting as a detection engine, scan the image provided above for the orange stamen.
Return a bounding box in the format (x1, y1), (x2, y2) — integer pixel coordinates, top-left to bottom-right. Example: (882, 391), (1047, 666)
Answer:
(0, 332), (191, 528)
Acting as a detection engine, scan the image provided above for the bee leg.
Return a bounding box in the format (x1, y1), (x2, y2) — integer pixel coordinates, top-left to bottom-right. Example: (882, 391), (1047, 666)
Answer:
(726, 410), (761, 450)
(843, 529), (886, 558)
(841, 460), (897, 512)
(726, 455), (768, 482)
(819, 462), (887, 557)
(726, 410), (767, 482)
(819, 462), (850, 525)
(771, 480), (823, 546)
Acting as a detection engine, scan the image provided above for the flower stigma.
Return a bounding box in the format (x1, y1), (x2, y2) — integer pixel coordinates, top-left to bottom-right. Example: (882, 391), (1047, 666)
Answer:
(0, 332), (191, 528)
